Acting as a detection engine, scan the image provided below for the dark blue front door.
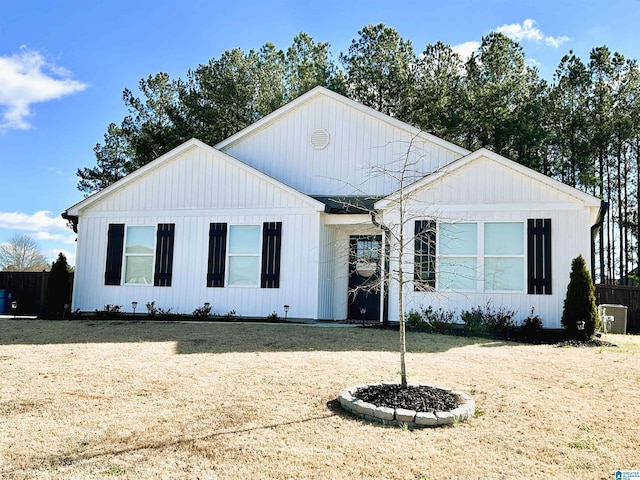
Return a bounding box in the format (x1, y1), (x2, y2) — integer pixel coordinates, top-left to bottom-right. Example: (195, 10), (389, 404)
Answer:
(348, 235), (381, 321)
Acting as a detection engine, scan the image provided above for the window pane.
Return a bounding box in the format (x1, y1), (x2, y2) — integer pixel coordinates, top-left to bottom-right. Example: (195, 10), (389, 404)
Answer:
(485, 223), (524, 255)
(126, 226), (155, 254)
(125, 256), (153, 284)
(439, 257), (477, 291)
(228, 256), (260, 286)
(229, 225), (260, 254)
(439, 223), (477, 255)
(357, 240), (379, 260)
(485, 258), (524, 291)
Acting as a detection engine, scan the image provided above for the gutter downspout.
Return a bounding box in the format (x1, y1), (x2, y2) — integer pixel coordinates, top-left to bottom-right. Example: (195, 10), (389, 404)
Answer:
(591, 200), (609, 283)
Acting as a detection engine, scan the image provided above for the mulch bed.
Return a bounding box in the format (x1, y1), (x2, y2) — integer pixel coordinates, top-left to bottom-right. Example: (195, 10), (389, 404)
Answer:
(353, 384), (461, 412)
(555, 337), (617, 348)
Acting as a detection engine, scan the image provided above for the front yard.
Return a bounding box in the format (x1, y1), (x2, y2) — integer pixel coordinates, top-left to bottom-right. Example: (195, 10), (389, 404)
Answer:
(0, 320), (638, 479)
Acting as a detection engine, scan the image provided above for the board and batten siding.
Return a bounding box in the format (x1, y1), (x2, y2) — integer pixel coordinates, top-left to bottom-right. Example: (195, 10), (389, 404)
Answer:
(380, 156), (600, 328)
(220, 93), (464, 197)
(70, 143), (325, 318)
(87, 146), (313, 213)
(72, 212), (322, 318)
(384, 207), (594, 328)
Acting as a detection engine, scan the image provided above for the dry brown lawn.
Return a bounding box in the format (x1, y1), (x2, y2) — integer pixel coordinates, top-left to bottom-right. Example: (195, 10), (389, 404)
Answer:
(0, 319), (639, 479)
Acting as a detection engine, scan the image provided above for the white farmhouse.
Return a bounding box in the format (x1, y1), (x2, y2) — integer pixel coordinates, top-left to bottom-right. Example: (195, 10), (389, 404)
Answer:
(63, 87), (604, 327)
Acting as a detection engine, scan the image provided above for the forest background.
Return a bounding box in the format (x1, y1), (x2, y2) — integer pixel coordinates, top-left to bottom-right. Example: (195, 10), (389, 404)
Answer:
(76, 25), (640, 285)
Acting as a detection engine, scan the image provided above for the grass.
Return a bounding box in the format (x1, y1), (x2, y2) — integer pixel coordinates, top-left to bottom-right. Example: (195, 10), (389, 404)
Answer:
(1, 319), (639, 479)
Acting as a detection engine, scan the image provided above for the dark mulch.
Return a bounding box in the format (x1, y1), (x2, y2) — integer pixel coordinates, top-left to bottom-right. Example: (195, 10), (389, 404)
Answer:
(555, 337), (617, 348)
(354, 384), (461, 413)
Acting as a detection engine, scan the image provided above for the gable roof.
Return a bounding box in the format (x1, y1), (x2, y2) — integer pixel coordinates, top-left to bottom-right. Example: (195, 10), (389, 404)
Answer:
(374, 148), (602, 210)
(64, 138), (326, 219)
(215, 86), (470, 158)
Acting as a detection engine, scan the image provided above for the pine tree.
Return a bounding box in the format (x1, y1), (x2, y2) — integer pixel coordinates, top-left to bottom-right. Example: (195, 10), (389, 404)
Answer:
(561, 255), (599, 339)
(45, 253), (72, 318)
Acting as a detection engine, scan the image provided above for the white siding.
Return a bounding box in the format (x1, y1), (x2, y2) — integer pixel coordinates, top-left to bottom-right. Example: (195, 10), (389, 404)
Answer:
(221, 93), (464, 196)
(73, 212), (322, 318)
(381, 156), (599, 329)
(86, 146), (315, 213)
(71, 144), (325, 318)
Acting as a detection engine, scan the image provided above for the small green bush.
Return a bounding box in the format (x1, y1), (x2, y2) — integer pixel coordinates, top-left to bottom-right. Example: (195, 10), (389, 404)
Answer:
(94, 304), (124, 319)
(460, 302), (516, 339)
(406, 306), (456, 334)
(146, 301), (158, 317)
(193, 303), (212, 318)
(520, 308), (543, 343)
(561, 255), (599, 339)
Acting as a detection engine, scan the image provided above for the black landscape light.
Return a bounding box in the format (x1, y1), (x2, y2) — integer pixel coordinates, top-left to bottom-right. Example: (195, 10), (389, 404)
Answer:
(283, 304), (290, 321)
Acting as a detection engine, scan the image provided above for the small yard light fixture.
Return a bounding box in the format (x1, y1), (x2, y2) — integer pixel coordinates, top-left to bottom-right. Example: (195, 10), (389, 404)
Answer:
(204, 302), (210, 309)
(576, 320), (585, 331)
(11, 301), (18, 319)
(360, 306), (367, 326)
(283, 304), (290, 321)
(132, 301), (138, 315)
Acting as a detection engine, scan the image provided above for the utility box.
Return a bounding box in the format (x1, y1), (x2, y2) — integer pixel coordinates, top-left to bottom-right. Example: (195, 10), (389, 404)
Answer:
(598, 304), (628, 334)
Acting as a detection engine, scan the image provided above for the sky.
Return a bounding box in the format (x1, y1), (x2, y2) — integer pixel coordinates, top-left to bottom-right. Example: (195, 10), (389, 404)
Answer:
(1, 0), (639, 267)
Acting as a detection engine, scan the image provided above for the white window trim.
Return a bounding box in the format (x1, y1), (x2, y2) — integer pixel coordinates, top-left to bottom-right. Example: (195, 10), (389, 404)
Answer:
(436, 221), (525, 293)
(226, 224), (262, 288)
(123, 225), (156, 286)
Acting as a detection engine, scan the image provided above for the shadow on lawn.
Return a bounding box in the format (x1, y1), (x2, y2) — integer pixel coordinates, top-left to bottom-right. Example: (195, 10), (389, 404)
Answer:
(0, 319), (509, 354)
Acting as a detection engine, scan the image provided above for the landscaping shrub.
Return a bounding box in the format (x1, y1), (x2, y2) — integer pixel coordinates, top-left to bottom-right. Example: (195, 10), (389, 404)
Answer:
(520, 308), (543, 343)
(460, 302), (516, 339)
(94, 304), (124, 319)
(193, 303), (212, 318)
(561, 255), (599, 339)
(44, 253), (72, 318)
(406, 307), (456, 334)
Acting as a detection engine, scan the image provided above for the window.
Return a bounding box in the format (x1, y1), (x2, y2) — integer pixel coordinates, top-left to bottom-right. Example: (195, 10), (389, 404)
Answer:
(439, 223), (478, 291)
(422, 221), (527, 292)
(104, 223), (175, 286)
(228, 225), (261, 286)
(207, 222), (282, 288)
(124, 226), (155, 284)
(484, 222), (524, 291)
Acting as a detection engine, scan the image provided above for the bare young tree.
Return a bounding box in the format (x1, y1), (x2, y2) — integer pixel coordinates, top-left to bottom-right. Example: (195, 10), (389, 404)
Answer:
(339, 134), (443, 387)
(0, 234), (49, 271)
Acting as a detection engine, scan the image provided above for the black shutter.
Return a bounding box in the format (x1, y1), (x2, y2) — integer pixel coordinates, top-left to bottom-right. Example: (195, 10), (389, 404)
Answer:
(414, 220), (436, 290)
(207, 223), (227, 287)
(261, 222), (282, 288)
(154, 224), (175, 287)
(528, 219), (552, 294)
(104, 224), (124, 285)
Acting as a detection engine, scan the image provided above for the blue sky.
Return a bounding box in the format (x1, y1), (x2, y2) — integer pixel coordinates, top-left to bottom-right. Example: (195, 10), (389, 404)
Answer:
(1, 0), (638, 266)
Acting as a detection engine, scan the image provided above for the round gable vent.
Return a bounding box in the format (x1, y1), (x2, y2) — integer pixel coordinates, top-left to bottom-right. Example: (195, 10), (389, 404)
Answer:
(310, 128), (330, 150)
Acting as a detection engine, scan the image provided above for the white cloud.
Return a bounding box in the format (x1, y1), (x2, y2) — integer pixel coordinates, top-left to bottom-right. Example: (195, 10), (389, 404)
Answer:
(452, 41), (480, 63)
(0, 47), (87, 131)
(496, 19), (570, 48)
(0, 210), (68, 232)
(31, 231), (78, 243)
(45, 248), (75, 267)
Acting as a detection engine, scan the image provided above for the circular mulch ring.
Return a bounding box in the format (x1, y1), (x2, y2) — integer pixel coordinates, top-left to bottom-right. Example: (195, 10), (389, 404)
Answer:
(338, 383), (475, 428)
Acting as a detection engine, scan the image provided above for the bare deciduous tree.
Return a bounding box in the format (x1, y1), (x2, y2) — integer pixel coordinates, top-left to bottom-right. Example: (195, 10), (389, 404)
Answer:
(0, 234), (49, 271)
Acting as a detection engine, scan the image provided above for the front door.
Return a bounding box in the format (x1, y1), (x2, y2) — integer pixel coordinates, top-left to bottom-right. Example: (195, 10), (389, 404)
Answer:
(348, 235), (382, 321)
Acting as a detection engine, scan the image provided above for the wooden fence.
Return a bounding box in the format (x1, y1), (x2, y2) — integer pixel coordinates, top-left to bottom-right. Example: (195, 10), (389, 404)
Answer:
(595, 284), (640, 334)
(0, 272), (73, 316)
